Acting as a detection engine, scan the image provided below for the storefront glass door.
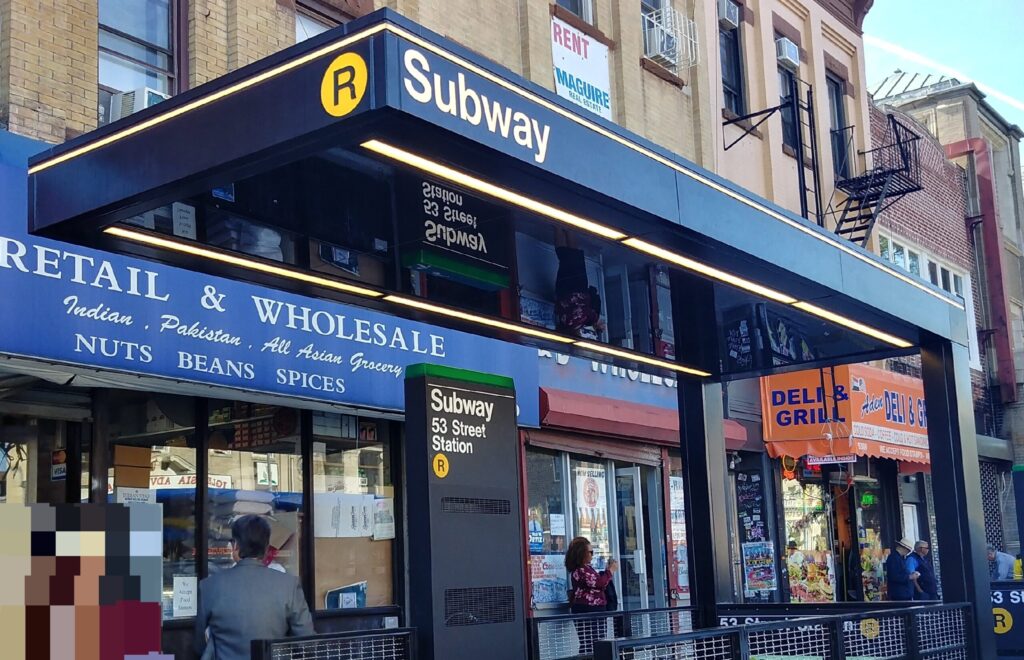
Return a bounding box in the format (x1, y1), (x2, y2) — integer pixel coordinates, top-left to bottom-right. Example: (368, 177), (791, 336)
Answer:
(615, 466), (649, 611)
(782, 477), (837, 603)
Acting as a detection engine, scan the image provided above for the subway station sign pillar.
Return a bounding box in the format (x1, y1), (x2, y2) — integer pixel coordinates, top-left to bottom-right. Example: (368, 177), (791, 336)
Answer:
(404, 364), (526, 660)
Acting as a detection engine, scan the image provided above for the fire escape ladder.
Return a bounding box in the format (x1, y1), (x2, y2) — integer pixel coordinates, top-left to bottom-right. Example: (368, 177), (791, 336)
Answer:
(830, 115), (923, 248)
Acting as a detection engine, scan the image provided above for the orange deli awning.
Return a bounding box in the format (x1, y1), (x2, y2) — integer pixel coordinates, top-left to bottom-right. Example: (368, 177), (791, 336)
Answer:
(760, 364), (930, 465)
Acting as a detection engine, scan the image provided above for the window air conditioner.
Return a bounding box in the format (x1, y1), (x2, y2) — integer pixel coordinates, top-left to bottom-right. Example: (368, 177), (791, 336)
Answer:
(718, 0), (740, 30)
(776, 36), (800, 70)
(108, 87), (170, 122)
(643, 10), (679, 68)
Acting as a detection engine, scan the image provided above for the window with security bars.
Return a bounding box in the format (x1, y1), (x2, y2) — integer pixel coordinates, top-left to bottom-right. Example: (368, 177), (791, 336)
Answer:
(444, 586), (516, 626)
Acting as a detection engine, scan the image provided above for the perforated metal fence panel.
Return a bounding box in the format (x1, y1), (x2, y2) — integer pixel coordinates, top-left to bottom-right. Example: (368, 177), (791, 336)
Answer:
(252, 629), (416, 660)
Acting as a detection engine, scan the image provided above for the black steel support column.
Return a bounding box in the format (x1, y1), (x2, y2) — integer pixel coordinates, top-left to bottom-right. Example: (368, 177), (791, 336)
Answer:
(677, 380), (732, 626)
(920, 337), (993, 657)
(670, 269), (730, 626)
(90, 389), (110, 505)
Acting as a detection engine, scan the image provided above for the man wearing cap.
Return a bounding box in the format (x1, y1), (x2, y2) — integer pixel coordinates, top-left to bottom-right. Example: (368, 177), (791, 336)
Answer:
(885, 538), (918, 600)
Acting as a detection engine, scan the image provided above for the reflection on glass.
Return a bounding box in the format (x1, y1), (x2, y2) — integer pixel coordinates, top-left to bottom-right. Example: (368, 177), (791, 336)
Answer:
(526, 449), (567, 607)
(99, 51), (171, 94)
(99, 0), (171, 48)
(856, 483), (885, 601)
(312, 412), (394, 609)
(570, 457), (609, 568)
(206, 401), (302, 580)
(667, 454), (689, 604)
(782, 478), (835, 603)
(105, 391), (196, 621)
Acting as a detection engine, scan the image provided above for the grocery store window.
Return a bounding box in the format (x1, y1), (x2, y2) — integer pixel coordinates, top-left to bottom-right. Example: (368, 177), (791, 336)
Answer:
(103, 391), (198, 621)
(312, 412), (396, 609)
(205, 401), (303, 581)
(98, 0), (178, 126)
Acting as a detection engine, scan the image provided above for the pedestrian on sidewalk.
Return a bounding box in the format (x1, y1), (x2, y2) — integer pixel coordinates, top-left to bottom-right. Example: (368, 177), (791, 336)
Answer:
(989, 544), (1016, 580)
(885, 537), (917, 600)
(906, 540), (938, 601)
(565, 536), (618, 655)
(195, 514), (315, 660)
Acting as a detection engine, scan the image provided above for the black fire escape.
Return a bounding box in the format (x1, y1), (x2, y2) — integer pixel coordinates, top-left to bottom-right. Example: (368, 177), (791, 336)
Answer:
(828, 114), (923, 247)
(723, 80), (924, 248)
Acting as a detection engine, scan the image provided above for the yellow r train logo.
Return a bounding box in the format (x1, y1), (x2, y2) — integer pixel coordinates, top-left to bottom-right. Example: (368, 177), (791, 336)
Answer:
(432, 453), (450, 479)
(994, 607), (1013, 634)
(321, 52), (367, 117)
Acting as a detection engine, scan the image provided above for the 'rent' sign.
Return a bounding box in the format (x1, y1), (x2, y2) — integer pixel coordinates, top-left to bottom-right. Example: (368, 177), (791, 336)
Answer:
(550, 16), (612, 120)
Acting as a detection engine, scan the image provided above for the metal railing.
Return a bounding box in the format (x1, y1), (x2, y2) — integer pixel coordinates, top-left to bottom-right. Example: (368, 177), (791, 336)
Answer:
(833, 115), (923, 197)
(251, 627), (417, 660)
(593, 602), (972, 660)
(530, 606), (698, 660)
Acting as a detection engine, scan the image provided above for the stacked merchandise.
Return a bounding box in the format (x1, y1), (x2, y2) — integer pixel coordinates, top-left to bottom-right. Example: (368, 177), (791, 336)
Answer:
(208, 490), (275, 574)
(208, 489), (300, 576)
(207, 215), (284, 262)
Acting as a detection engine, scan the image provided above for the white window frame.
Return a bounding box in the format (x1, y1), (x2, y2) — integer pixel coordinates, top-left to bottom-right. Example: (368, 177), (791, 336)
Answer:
(558, 0), (595, 24)
(878, 233), (982, 370)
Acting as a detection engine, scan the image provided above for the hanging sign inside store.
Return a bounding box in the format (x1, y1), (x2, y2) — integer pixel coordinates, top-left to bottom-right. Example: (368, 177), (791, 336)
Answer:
(0, 163), (539, 425)
(50, 449), (67, 481)
(550, 17), (612, 120)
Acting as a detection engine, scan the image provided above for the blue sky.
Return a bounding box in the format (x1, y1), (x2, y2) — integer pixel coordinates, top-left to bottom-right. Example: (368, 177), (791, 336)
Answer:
(862, 1), (1024, 139)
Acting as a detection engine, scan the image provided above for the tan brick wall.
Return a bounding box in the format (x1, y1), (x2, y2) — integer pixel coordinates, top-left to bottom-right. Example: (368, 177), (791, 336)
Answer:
(0, 0), (703, 164)
(225, 0), (294, 70)
(190, 0), (230, 86)
(2, 0), (98, 142)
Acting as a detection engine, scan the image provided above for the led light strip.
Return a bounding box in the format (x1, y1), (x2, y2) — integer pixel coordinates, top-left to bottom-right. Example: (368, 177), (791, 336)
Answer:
(623, 237), (796, 304)
(104, 226), (383, 298)
(384, 23), (963, 311)
(28, 24), (388, 175)
(361, 141), (790, 302)
(361, 140), (626, 240)
(574, 342), (711, 377)
(792, 301), (913, 349)
(106, 226), (714, 375)
(361, 140), (916, 349)
(383, 294), (574, 344)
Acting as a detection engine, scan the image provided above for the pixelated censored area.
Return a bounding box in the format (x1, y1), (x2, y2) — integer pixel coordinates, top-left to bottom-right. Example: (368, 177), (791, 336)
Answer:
(1, 503), (163, 660)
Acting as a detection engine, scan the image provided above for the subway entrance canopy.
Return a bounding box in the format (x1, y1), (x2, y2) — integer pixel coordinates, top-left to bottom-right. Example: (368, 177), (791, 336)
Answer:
(22, 7), (992, 655)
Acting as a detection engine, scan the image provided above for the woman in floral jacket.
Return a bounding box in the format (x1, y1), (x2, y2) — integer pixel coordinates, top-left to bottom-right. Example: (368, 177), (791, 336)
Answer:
(565, 537), (618, 654)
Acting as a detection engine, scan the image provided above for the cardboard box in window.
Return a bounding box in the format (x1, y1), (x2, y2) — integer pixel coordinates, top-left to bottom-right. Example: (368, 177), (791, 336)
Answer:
(309, 239), (387, 287)
(113, 445), (152, 468)
(113, 466), (151, 488)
